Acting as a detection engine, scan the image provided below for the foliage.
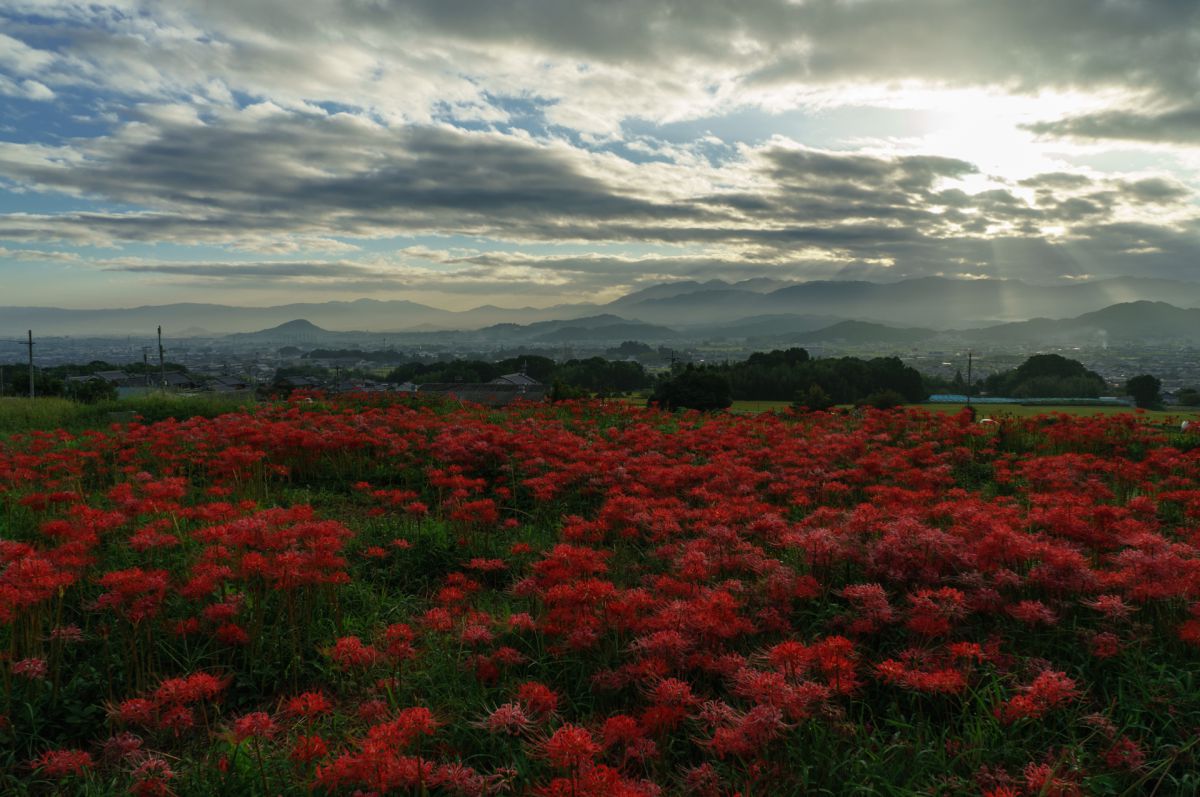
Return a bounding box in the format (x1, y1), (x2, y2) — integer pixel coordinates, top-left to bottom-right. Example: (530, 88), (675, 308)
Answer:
(1125, 374), (1162, 409)
(983, 354), (1107, 398)
(606, 340), (654, 357)
(791, 383), (834, 412)
(859, 388), (907, 409)
(549, 380), (589, 402)
(649, 365), (732, 410)
(718, 349), (927, 404)
(382, 355), (649, 395)
(1178, 388), (1200, 407)
(0, 361), (191, 399)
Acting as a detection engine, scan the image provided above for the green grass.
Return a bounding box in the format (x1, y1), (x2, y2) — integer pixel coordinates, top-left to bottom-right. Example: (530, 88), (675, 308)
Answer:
(0, 397), (84, 433)
(0, 392), (256, 435)
(918, 401), (1186, 419)
(730, 399), (795, 413)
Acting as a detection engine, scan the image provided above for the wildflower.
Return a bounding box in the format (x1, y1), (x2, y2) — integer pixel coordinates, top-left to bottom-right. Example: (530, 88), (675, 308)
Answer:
(517, 681), (560, 719)
(12, 657), (48, 680)
(327, 636), (382, 670)
(1104, 736), (1146, 771)
(232, 712), (277, 742)
(283, 691), (333, 720)
(101, 732), (145, 764)
(291, 734), (329, 765)
(540, 724), (600, 771)
(999, 670), (1079, 723)
(356, 699), (390, 723)
(1089, 632), (1122, 659)
(1082, 594), (1135, 621)
(31, 748), (93, 778)
(130, 757), (175, 797)
(1006, 600), (1059, 627)
(48, 624), (84, 643)
(478, 703), (533, 736)
(214, 623), (249, 645)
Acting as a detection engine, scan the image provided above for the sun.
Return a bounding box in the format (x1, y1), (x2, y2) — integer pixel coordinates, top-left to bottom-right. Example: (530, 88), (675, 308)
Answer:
(908, 88), (1117, 186)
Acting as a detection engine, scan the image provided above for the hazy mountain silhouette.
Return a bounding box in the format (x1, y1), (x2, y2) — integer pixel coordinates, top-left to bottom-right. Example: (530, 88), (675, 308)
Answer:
(966, 301), (1200, 344)
(4, 277), (1200, 337)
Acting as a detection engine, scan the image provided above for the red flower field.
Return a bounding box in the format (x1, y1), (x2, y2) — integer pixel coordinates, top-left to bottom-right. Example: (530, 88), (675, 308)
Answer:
(3, 396), (1200, 795)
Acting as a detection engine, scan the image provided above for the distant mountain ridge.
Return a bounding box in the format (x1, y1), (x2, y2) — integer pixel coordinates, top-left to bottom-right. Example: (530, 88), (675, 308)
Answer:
(610, 276), (1200, 328)
(4, 276), (1200, 337)
(218, 300), (1199, 348)
(963, 301), (1200, 344)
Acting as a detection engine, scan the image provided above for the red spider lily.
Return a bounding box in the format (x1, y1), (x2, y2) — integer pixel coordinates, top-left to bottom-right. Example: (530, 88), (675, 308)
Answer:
(283, 691), (333, 720)
(4, 394), (1200, 794)
(11, 657), (47, 680)
(1104, 736), (1146, 771)
(30, 748), (93, 778)
(1023, 761), (1083, 797)
(517, 682), (561, 720)
(540, 723), (601, 771)
(479, 702), (535, 736)
(290, 734), (328, 765)
(130, 757), (175, 797)
(95, 567), (170, 624)
(998, 670), (1080, 724)
(1006, 599), (1059, 627)
(326, 636), (382, 670)
(231, 711), (277, 742)
(112, 672), (229, 734)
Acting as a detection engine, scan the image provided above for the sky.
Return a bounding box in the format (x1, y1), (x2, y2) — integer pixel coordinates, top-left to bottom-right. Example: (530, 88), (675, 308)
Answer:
(1, 0), (1199, 310)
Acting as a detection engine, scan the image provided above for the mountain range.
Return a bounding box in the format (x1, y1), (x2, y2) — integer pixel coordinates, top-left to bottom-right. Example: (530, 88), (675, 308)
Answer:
(213, 300), (1200, 348)
(4, 276), (1200, 339)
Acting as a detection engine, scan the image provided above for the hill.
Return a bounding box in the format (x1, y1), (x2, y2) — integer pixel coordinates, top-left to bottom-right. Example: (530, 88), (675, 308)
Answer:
(970, 301), (1200, 344)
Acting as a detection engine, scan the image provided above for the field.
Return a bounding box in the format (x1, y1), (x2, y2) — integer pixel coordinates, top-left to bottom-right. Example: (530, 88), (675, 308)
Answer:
(4, 395), (1200, 796)
(0, 395), (255, 436)
(918, 403), (1180, 420)
(611, 396), (1185, 419)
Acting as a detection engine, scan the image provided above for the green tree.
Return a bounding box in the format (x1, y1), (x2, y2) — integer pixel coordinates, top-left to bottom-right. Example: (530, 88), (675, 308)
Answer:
(860, 389), (907, 410)
(984, 354), (1106, 398)
(1177, 388), (1200, 407)
(1125, 374), (1162, 409)
(549, 380), (589, 402)
(792, 384), (834, 412)
(69, 378), (118, 403)
(650, 366), (732, 411)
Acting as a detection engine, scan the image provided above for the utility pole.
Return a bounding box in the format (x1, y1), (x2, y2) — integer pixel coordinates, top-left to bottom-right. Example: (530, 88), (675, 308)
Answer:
(157, 326), (166, 390)
(966, 349), (973, 407)
(142, 346), (151, 388)
(3, 332), (37, 398)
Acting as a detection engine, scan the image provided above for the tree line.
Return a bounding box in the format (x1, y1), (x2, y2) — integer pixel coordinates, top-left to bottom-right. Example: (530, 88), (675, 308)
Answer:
(651, 348), (929, 410)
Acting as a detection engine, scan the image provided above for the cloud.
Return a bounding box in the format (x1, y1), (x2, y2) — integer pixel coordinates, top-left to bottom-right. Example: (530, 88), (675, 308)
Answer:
(4, 0), (1198, 134)
(1026, 106), (1200, 144)
(0, 246), (80, 261)
(0, 104), (1196, 290)
(2, 1), (1200, 304)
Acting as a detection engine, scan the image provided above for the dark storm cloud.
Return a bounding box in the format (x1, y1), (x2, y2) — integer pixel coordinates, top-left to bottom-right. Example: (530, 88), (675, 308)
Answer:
(1025, 106), (1200, 145)
(292, 0), (1200, 99)
(0, 110), (721, 246)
